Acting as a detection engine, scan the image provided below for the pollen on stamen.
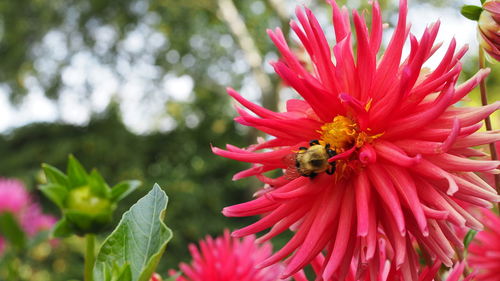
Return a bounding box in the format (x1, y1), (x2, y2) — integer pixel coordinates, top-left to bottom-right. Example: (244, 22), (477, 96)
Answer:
(320, 115), (384, 163)
(319, 115), (358, 152)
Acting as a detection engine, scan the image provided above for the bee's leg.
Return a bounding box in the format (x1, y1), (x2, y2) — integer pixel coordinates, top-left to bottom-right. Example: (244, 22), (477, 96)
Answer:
(309, 172), (317, 179)
(299, 147), (307, 151)
(309, 139), (320, 146)
(327, 161), (336, 175)
(327, 148), (337, 158)
(326, 166), (335, 175)
(325, 143), (331, 149)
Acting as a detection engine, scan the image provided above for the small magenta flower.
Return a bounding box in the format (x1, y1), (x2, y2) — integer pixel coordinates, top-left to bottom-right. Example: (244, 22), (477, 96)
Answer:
(0, 178), (30, 213)
(213, 0), (500, 279)
(478, 0), (500, 61)
(150, 273), (162, 281)
(20, 204), (57, 236)
(468, 208), (500, 280)
(169, 230), (285, 281)
(0, 178), (56, 254)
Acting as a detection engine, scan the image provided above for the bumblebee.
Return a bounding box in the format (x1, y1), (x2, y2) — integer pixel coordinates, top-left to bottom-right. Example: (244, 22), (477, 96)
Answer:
(294, 140), (337, 179)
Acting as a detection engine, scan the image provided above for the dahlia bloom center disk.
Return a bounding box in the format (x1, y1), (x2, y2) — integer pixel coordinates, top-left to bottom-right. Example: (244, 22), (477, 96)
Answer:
(320, 115), (358, 151)
(320, 115), (382, 153)
(318, 115), (382, 179)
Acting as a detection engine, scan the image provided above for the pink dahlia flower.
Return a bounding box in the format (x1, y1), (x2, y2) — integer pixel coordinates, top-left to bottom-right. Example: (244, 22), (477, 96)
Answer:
(20, 204), (57, 236)
(213, 0), (500, 279)
(0, 178), (30, 213)
(170, 230), (285, 281)
(468, 208), (500, 281)
(0, 178), (57, 254)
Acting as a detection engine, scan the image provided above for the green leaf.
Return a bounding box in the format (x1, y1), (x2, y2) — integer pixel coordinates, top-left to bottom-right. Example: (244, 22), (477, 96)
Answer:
(464, 229), (478, 248)
(42, 163), (69, 186)
(98, 263), (132, 281)
(52, 217), (74, 238)
(481, 0), (486, 4)
(111, 264), (132, 281)
(88, 169), (110, 198)
(461, 5), (483, 21)
(39, 183), (68, 208)
(0, 213), (26, 250)
(67, 154), (88, 187)
(111, 180), (141, 202)
(94, 184), (172, 281)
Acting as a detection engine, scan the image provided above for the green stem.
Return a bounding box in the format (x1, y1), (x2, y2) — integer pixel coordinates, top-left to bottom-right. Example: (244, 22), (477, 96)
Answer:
(84, 234), (96, 281)
(478, 47), (500, 209)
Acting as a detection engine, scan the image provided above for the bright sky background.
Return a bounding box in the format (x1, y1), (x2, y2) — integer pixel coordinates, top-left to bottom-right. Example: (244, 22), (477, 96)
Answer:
(0, 0), (481, 134)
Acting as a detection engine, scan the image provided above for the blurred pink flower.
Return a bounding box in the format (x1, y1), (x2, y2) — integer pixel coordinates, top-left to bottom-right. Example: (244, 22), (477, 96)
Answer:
(21, 204), (57, 236)
(0, 178), (30, 213)
(468, 208), (500, 281)
(150, 273), (162, 281)
(478, 0), (500, 61)
(213, 0), (500, 279)
(0, 177), (56, 254)
(170, 230), (285, 281)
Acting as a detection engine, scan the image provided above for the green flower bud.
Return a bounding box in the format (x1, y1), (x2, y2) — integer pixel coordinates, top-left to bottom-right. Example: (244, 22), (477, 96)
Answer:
(63, 185), (115, 235)
(66, 185), (113, 216)
(39, 155), (141, 237)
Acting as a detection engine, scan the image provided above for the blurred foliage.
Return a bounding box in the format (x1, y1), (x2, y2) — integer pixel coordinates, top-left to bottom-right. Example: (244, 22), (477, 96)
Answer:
(0, 0), (396, 103)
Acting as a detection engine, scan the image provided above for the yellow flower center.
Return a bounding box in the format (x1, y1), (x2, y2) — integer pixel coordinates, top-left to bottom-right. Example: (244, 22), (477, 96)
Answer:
(319, 116), (357, 151)
(314, 115), (383, 181)
(319, 115), (383, 153)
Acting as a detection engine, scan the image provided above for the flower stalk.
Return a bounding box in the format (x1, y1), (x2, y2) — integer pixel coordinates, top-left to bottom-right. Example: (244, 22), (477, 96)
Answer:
(84, 233), (95, 281)
(478, 47), (500, 203)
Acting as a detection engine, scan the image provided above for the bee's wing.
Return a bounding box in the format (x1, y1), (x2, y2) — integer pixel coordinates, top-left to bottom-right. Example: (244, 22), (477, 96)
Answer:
(282, 153), (300, 180)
